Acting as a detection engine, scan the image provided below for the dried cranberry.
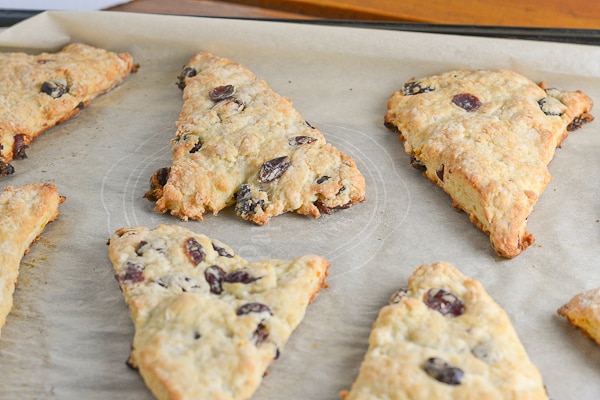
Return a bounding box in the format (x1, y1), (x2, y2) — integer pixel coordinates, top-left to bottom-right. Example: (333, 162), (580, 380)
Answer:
(410, 155), (426, 170)
(567, 113), (593, 131)
(537, 97), (563, 116)
(205, 265), (226, 294)
(212, 242), (234, 258)
(235, 184), (265, 218)
(452, 93), (481, 112)
(258, 156), (290, 183)
(423, 357), (464, 385)
(177, 66), (197, 90)
(252, 323), (269, 345)
(316, 176), (330, 184)
(424, 288), (465, 317)
(388, 287), (408, 304)
(289, 136), (317, 146)
(0, 161), (14, 177)
(436, 165), (444, 181)
(12, 134), (28, 160)
(41, 80), (67, 98)
(185, 238), (205, 265)
(209, 85), (235, 102)
(135, 241), (148, 256)
(403, 81), (433, 96)
(117, 262), (145, 284)
(237, 303), (272, 316)
(224, 270), (261, 284)
(315, 200), (352, 215)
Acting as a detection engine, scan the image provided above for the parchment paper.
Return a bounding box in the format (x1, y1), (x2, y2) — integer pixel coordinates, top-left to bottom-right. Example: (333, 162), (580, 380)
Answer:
(0, 11), (599, 399)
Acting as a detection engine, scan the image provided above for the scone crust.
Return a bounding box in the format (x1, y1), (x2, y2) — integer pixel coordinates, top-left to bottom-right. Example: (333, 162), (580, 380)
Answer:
(109, 224), (329, 400)
(0, 182), (63, 334)
(0, 43), (135, 173)
(342, 262), (548, 399)
(150, 52), (365, 224)
(384, 70), (593, 258)
(558, 287), (600, 345)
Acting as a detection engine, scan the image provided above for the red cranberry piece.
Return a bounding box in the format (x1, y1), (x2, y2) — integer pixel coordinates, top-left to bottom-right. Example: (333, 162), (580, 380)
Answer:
(205, 265), (226, 294)
(41, 80), (67, 98)
(252, 322), (269, 345)
(423, 357), (464, 385)
(13, 134), (28, 160)
(177, 66), (197, 90)
(436, 165), (445, 181)
(185, 238), (205, 265)
(258, 156), (291, 183)
(424, 288), (464, 317)
(224, 270), (261, 284)
(567, 113), (594, 131)
(235, 184), (265, 218)
(452, 93), (481, 112)
(116, 262), (145, 284)
(209, 84), (235, 101)
(212, 242), (234, 258)
(237, 303), (272, 316)
(403, 81), (434, 96)
(289, 136), (317, 146)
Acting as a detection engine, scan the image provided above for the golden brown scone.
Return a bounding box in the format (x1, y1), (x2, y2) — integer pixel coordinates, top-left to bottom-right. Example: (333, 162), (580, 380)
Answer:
(341, 262), (548, 399)
(0, 182), (64, 337)
(108, 224), (330, 400)
(146, 51), (365, 225)
(0, 43), (136, 176)
(558, 287), (600, 345)
(384, 70), (593, 258)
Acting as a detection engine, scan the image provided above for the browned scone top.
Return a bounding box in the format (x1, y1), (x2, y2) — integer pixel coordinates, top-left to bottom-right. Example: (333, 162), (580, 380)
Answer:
(108, 224), (329, 400)
(0, 182), (64, 337)
(384, 69), (593, 258)
(146, 51), (366, 225)
(0, 43), (136, 176)
(341, 261), (548, 399)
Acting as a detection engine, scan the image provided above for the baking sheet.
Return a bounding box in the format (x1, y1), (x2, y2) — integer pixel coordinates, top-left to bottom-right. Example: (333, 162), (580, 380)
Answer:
(0, 10), (599, 399)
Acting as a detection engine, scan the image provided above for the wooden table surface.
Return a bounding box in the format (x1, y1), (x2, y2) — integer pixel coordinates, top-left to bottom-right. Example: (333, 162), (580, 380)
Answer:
(107, 0), (600, 29)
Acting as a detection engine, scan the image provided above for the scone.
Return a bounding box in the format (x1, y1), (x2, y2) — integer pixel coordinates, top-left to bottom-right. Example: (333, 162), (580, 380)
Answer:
(0, 43), (136, 176)
(0, 182), (64, 337)
(341, 262), (548, 399)
(384, 70), (593, 258)
(108, 224), (330, 400)
(558, 287), (600, 345)
(145, 51), (365, 225)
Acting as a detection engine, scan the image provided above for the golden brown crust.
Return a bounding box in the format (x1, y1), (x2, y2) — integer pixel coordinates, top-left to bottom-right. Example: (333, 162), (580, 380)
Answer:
(109, 224), (330, 400)
(0, 182), (63, 336)
(558, 287), (600, 345)
(148, 52), (365, 224)
(0, 43), (136, 175)
(342, 262), (548, 399)
(384, 70), (593, 258)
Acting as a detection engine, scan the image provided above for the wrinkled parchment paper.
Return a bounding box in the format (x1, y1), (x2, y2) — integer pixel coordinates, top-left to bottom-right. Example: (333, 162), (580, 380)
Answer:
(0, 11), (599, 399)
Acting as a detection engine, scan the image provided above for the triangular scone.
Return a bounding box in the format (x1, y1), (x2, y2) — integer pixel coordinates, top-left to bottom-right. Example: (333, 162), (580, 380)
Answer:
(0, 43), (136, 176)
(145, 52), (365, 225)
(0, 182), (63, 337)
(108, 224), (330, 400)
(341, 262), (548, 399)
(384, 70), (593, 258)
(558, 287), (600, 345)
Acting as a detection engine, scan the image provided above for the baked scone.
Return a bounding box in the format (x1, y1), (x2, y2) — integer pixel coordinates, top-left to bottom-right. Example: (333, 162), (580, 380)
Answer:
(384, 70), (594, 258)
(145, 51), (365, 225)
(0, 182), (63, 337)
(0, 43), (136, 176)
(108, 224), (330, 400)
(558, 287), (600, 345)
(341, 262), (548, 399)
